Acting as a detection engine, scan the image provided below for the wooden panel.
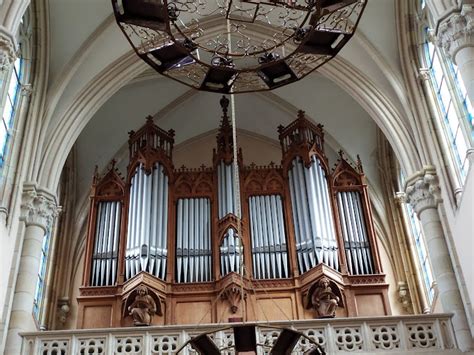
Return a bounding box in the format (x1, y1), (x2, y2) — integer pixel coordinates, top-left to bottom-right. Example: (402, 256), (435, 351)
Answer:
(175, 301), (212, 324)
(256, 297), (294, 321)
(83, 306), (113, 328)
(355, 294), (385, 316)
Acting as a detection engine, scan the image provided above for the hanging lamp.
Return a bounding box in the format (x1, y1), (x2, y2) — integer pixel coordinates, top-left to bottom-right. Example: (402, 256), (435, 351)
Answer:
(111, 0), (367, 93)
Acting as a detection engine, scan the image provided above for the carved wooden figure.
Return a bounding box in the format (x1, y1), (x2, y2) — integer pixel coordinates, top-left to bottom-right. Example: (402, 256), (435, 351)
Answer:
(309, 277), (342, 318)
(124, 285), (162, 326)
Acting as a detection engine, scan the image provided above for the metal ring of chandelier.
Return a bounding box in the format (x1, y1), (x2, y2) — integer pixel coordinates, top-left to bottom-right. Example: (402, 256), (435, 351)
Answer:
(111, 0), (367, 94)
(176, 323), (326, 354)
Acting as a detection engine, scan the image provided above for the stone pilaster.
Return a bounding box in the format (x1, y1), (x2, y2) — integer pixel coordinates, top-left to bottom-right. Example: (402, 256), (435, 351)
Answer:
(0, 26), (17, 71)
(4, 183), (58, 355)
(405, 167), (473, 352)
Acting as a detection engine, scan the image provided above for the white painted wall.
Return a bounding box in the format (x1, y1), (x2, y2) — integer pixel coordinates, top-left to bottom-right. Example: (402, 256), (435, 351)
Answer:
(452, 164), (474, 333)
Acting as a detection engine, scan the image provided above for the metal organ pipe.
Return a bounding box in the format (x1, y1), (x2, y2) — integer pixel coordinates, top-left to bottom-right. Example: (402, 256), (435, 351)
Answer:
(125, 163), (169, 280)
(175, 198), (212, 283)
(288, 168), (304, 273)
(220, 228), (242, 277)
(218, 162), (237, 218)
(249, 195), (289, 279)
(348, 191), (366, 273)
(354, 192), (374, 273)
(337, 191), (374, 275)
(91, 201), (121, 286)
(276, 195), (289, 277)
(288, 156), (339, 274)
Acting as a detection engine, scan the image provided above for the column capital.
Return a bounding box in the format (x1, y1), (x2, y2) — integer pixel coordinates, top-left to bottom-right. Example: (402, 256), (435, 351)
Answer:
(418, 68), (431, 83)
(0, 26), (18, 70)
(20, 183), (59, 233)
(393, 192), (406, 205)
(404, 166), (442, 215)
(436, 5), (474, 61)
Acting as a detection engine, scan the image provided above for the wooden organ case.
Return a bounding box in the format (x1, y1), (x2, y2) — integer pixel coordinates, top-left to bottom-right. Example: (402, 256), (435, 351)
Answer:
(78, 97), (390, 329)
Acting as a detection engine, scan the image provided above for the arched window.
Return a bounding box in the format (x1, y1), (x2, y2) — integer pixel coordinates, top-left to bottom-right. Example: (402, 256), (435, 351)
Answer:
(0, 54), (23, 168)
(33, 227), (52, 323)
(0, 10), (31, 180)
(399, 171), (436, 309)
(417, 3), (473, 184)
(405, 203), (435, 306)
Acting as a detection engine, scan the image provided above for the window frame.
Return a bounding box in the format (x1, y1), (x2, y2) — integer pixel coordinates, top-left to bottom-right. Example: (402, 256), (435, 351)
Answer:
(404, 202), (436, 306)
(33, 227), (52, 324)
(416, 4), (473, 187)
(0, 52), (24, 170)
(398, 171), (438, 311)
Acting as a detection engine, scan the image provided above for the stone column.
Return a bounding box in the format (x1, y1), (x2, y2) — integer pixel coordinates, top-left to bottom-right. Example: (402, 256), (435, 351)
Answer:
(4, 183), (58, 355)
(430, 2), (474, 106)
(405, 167), (473, 352)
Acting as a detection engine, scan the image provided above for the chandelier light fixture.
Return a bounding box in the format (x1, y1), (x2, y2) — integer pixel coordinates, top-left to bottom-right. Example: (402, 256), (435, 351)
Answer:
(111, 0), (367, 94)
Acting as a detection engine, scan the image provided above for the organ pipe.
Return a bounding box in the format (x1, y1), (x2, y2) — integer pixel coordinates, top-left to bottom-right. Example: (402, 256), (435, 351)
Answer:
(220, 228), (242, 276)
(91, 201), (121, 286)
(249, 195), (289, 279)
(218, 162), (237, 218)
(288, 156), (339, 274)
(125, 162), (168, 280)
(176, 198), (212, 283)
(337, 191), (374, 275)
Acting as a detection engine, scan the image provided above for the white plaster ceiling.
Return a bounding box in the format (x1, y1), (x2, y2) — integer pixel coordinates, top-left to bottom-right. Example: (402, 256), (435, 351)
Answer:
(46, 0), (401, 201)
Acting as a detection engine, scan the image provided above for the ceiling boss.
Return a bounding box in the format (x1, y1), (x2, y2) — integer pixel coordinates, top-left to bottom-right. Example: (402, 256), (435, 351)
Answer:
(111, 0), (367, 93)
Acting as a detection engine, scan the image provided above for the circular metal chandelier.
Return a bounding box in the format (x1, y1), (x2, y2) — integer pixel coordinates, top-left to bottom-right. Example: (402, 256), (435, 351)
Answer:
(112, 0), (367, 94)
(176, 324), (325, 354)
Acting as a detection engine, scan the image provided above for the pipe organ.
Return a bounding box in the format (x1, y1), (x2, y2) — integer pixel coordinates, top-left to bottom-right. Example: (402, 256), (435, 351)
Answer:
(126, 162), (169, 280)
(91, 200), (121, 286)
(176, 198), (212, 283)
(288, 155), (339, 274)
(249, 195), (289, 279)
(78, 99), (390, 329)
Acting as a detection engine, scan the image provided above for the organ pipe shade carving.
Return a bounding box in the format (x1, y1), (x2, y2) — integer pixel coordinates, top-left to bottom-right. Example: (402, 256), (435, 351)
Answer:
(91, 201), (121, 286)
(176, 198), (212, 283)
(220, 228), (243, 276)
(288, 156), (339, 274)
(337, 191), (374, 275)
(126, 162), (169, 280)
(249, 195), (289, 279)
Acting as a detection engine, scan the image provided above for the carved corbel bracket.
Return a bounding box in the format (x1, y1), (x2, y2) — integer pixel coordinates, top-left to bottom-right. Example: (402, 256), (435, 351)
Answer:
(122, 281), (164, 326)
(221, 284), (247, 314)
(398, 281), (413, 313)
(304, 276), (344, 318)
(57, 298), (70, 325)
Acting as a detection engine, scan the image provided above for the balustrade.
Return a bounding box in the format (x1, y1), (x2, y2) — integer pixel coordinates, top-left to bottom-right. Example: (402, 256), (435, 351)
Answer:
(20, 314), (459, 354)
